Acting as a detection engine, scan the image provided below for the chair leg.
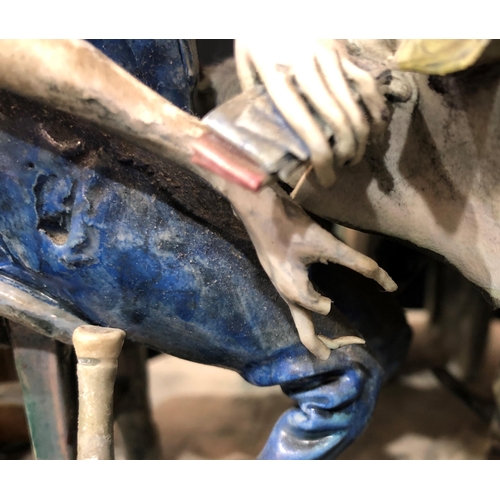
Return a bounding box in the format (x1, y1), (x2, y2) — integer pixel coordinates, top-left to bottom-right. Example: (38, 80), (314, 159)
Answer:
(488, 373), (500, 459)
(10, 321), (78, 460)
(114, 341), (162, 460)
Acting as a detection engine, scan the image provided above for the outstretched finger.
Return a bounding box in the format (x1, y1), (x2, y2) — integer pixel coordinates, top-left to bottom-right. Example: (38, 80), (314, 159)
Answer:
(261, 69), (336, 187)
(294, 58), (359, 168)
(341, 58), (388, 139)
(315, 234), (397, 292)
(287, 301), (331, 360)
(314, 46), (370, 165)
(339, 247), (396, 292)
(234, 41), (260, 92)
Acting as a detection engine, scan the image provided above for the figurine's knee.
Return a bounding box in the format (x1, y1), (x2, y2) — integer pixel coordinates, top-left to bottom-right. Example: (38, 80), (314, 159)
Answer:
(258, 365), (381, 460)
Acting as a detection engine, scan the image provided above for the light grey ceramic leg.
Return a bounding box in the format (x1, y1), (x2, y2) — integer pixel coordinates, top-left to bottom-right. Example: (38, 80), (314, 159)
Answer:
(73, 325), (125, 460)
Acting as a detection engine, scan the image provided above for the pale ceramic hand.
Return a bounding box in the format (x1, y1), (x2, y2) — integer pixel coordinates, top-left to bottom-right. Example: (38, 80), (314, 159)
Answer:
(234, 39), (388, 187)
(226, 183), (397, 360)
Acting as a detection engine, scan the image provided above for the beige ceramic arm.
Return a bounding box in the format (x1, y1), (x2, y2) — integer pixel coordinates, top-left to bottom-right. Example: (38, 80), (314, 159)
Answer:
(0, 39), (231, 190)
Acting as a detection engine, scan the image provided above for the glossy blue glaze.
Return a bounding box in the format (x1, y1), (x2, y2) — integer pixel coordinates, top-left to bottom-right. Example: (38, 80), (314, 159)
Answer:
(0, 40), (410, 459)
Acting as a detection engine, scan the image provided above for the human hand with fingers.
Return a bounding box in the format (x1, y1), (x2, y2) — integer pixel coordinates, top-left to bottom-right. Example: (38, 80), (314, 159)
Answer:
(234, 39), (388, 187)
(226, 182), (397, 360)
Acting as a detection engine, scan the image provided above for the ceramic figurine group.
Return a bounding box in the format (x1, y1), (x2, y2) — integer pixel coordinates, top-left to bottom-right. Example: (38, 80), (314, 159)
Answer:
(0, 39), (498, 459)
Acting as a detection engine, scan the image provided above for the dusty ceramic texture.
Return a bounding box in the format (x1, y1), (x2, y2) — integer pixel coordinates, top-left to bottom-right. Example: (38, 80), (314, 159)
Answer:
(216, 42), (500, 331)
(0, 40), (410, 459)
(293, 64), (500, 307)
